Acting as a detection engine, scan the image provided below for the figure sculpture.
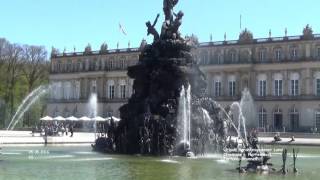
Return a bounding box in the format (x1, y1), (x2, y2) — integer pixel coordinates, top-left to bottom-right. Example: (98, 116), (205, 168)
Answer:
(172, 11), (184, 40)
(163, 0), (179, 22)
(146, 14), (160, 41)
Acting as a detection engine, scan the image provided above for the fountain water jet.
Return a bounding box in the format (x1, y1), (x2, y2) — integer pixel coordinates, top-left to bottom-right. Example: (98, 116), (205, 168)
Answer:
(178, 85), (191, 149)
(7, 85), (49, 130)
(88, 93), (98, 137)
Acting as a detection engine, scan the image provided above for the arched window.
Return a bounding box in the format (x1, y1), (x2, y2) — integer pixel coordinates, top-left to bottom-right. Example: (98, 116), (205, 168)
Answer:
(289, 106), (299, 131)
(258, 107), (267, 129)
(273, 107), (283, 131)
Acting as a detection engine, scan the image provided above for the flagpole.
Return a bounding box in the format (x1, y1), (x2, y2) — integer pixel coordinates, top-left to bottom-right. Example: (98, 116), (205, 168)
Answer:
(240, 14), (242, 30)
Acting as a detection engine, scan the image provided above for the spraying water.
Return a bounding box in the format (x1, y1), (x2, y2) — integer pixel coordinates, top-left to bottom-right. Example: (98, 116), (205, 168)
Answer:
(178, 84), (191, 148)
(88, 93), (98, 136)
(6, 85), (49, 130)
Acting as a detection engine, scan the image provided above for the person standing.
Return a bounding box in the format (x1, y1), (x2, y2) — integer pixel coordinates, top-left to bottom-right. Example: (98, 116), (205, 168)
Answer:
(70, 124), (74, 137)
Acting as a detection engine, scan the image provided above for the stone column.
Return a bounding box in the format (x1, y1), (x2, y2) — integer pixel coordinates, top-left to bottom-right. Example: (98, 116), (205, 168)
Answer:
(303, 68), (311, 95)
(283, 71), (288, 96)
(267, 71), (272, 96)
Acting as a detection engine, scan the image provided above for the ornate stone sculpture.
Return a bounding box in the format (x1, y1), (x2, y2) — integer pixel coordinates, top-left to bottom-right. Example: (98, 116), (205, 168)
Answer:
(84, 43), (92, 55)
(302, 24), (314, 40)
(239, 28), (254, 44)
(94, 0), (230, 156)
(100, 43), (108, 53)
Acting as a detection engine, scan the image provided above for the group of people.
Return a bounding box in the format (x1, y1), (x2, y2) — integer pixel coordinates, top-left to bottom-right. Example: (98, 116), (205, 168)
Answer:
(33, 122), (74, 137)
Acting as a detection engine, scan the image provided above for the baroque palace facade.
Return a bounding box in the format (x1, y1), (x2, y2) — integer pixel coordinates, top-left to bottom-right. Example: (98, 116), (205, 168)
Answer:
(49, 26), (320, 132)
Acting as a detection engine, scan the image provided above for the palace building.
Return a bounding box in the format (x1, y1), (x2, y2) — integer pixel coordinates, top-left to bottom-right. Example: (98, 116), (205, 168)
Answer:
(48, 25), (320, 132)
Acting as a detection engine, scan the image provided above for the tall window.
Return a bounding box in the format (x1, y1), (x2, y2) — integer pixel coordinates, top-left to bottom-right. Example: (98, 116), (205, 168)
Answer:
(77, 61), (82, 71)
(67, 61), (72, 72)
(214, 81), (221, 97)
(259, 49), (266, 62)
(275, 48), (282, 61)
(316, 79), (320, 96)
(108, 85), (115, 99)
(258, 80), (267, 97)
(316, 111), (320, 130)
(291, 47), (298, 60)
(274, 79), (283, 96)
(317, 47), (320, 58)
(289, 107), (299, 131)
(258, 107), (267, 129)
(230, 52), (236, 63)
(217, 54), (223, 64)
(91, 80), (97, 93)
(120, 85), (126, 99)
(228, 81), (236, 97)
(290, 79), (299, 96)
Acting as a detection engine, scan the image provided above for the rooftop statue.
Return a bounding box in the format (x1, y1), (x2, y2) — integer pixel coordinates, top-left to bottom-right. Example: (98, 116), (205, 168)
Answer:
(302, 24), (314, 40)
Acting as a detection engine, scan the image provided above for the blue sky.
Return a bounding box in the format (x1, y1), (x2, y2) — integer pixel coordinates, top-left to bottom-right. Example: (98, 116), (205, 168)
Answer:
(0, 0), (319, 53)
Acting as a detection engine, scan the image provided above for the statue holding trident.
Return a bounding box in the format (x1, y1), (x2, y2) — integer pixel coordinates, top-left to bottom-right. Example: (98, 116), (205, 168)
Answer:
(163, 0), (179, 22)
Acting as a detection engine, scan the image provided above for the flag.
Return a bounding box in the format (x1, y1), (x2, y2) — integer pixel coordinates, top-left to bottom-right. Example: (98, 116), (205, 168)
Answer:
(119, 23), (127, 36)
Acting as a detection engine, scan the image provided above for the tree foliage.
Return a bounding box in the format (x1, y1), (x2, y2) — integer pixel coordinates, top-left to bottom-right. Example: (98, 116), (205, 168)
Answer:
(0, 38), (49, 129)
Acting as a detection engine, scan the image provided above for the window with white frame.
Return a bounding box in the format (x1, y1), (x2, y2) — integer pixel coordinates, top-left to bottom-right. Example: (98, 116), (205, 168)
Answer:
(214, 81), (221, 97)
(258, 107), (267, 128)
(230, 51), (236, 63)
(274, 73), (283, 96)
(120, 85), (126, 99)
(259, 49), (266, 62)
(257, 74), (267, 97)
(107, 80), (115, 99)
(275, 48), (282, 61)
(290, 47), (298, 60)
(289, 73), (299, 96)
(316, 111), (320, 130)
(274, 79), (282, 96)
(217, 53), (223, 64)
(314, 72), (320, 96)
(91, 80), (97, 93)
(289, 107), (299, 131)
(316, 79), (320, 96)
(228, 80), (236, 97)
(259, 80), (267, 96)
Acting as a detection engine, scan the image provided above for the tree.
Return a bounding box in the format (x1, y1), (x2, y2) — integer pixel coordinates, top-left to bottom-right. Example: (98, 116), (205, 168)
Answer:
(3, 43), (23, 121)
(22, 45), (48, 93)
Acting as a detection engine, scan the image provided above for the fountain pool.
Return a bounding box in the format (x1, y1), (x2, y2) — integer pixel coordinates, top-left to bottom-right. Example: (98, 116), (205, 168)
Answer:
(1, 145), (320, 180)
